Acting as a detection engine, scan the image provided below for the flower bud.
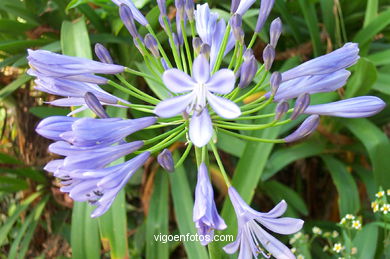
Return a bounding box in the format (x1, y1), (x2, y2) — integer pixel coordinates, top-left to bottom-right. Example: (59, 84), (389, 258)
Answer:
(270, 17), (282, 48)
(239, 56), (257, 88)
(231, 0), (241, 13)
(119, 4), (140, 39)
(284, 115), (320, 142)
(159, 14), (171, 31)
(255, 0), (275, 33)
(144, 33), (160, 58)
(270, 72), (282, 95)
(94, 44), (113, 64)
(175, 0), (185, 21)
(291, 93), (310, 120)
(231, 14), (243, 43)
(200, 43), (211, 60)
(185, 0), (195, 21)
(171, 33), (180, 49)
(84, 92), (109, 118)
(133, 38), (145, 56)
(157, 0), (167, 16)
(157, 149), (174, 172)
(243, 48), (254, 61)
(263, 44), (275, 71)
(161, 58), (169, 70)
(193, 37), (203, 55)
(275, 101), (289, 120)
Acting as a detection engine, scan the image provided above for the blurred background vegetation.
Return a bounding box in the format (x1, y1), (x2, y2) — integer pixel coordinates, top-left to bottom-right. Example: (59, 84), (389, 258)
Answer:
(0, 0), (390, 258)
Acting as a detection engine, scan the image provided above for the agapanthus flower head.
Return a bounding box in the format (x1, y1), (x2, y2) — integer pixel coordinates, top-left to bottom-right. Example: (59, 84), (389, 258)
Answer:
(27, 49), (124, 84)
(193, 163), (227, 245)
(224, 187), (303, 258)
(154, 55), (241, 147)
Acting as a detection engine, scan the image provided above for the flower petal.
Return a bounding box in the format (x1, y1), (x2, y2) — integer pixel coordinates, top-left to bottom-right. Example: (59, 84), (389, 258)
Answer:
(189, 108), (213, 147)
(223, 229), (242, 254)
(154, 93), (193, 118)
(163, 69), (196, 93)
(192, 55), (210, 83)
(207, 93), (241, 119)
(257, 217), (304, 235)
(206, 69), (235, 94)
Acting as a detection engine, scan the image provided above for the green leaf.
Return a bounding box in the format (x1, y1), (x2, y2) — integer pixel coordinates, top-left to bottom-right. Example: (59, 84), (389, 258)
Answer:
(321, 155), (360, 216)
(345, 57), (378, 98)
(367, 49), (390, 66)
(146, 171), (169, 259)
(8, 196), (49, 259)
(0, 74), (32, 101)
(169, 155), (209, 259)
(0, 192), (41, 247)
(363, 0), (378, 28)
(61, 18), (92, 59)
(372, 72), (390, 95)
(0, 39), (53, 53)
(353, 223), (378, 259)
(0, 19), (36, 34)
(297, 0), (322, 56)
(0, 176), (29, 192)
(71, 203), (101, 259)
(29, 106), (69, 118)
(353, 8), (390, 46)
(262, 180), (309, 216)
(342, 118), (390, 189)
(0, 152), (22, 165)
(262, 138), (326, 181)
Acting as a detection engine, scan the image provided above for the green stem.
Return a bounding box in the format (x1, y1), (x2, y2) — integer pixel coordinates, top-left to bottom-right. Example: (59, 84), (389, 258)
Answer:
(163, 17), (183, 70)
(189, 20), (196, 39)
(195, 146), (202, 167)
(143, 124), (186, 145)
(145, 120), (185, 129)
(212, 24), (232, 74)
(124, 67), (160, 82)
(214, 119), (291, 131)
(175, 142), (193, 168)
(116, 75), (160, 104)
(248, 32), (258, 49)
(181, 20), (193, 73)
(143, 129), (187, 154)
(180, 46), (188, 74)
(228, 42), (239, 70)
(108, 80), (157, 105)
(218, 128), (286, 143)
(209, 142), (231, 187)
(241, 96), (272, 115)
(233, 43), (244, 74)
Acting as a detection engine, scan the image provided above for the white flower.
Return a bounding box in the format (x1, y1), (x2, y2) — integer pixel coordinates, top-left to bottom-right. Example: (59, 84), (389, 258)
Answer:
(376, 191), (385, 198)
(381, 204), (390, 214)
(352, 220), (362, 230)
(333, 243), (344, 253)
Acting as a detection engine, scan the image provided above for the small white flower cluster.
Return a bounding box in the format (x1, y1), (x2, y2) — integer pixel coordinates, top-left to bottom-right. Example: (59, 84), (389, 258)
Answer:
(339, 214), (362, 230)
(372, 189), (390, 215)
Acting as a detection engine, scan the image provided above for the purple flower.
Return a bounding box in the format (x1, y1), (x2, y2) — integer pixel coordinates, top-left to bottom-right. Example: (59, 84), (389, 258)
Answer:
(47, 141), (144, 176)
(84, 92), (110, 119)
(282, 43), (359, 82)
(235, 0), (256, 16)
(33, 77), (129, 115)
(154, 55), (241, 147)
(60, 117), (156, 147)
(94, 44), (114, 64)
(27, 50), (124, 84)
(111, 0), (148, 26)
(255, 0), (275, 33)
(61, 151), (150, 217)
(120, 4), (141, 39)
(270, 17), (282, 48)
(36, 116), (77, 141)
(270, 69), (351, 102)
(157, 149), (174, 172)
(304, 96), (386, 118)
(195, 4), (235, 70)
(193, 163), (227, 245)
(284, 115), (320, 143)
(223, 187), (303, 258)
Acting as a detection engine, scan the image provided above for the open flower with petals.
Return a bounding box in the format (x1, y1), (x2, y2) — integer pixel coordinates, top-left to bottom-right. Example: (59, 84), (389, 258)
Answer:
(193, 163), (227, 245)
(154, 55), (241, 147)
(224, 187), (303, 259)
